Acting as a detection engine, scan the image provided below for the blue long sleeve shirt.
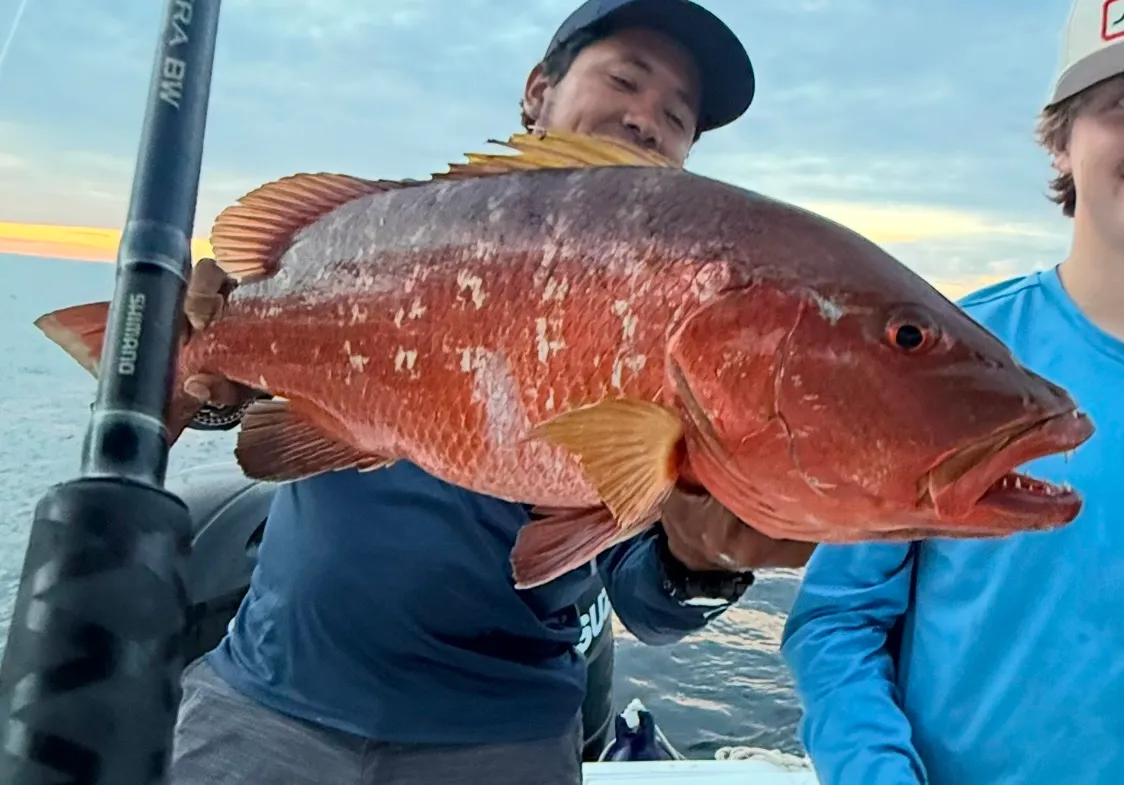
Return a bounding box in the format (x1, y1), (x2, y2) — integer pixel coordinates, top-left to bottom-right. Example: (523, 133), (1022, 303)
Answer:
(206, 460), (731, 745)
(780, 267), (1124, 785)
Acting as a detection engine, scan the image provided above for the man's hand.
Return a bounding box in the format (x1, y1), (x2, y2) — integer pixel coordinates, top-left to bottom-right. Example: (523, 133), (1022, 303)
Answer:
(182, 258), (256, 407)
(661, 488), (816, 572)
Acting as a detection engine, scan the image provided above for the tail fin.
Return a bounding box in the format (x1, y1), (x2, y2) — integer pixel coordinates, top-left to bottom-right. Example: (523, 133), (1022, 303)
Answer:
(34, 301), (110, 378)
(34, 301), (203, 446)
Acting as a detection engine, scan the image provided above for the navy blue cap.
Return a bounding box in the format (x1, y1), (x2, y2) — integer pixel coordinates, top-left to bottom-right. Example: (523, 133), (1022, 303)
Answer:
(543, 0), (755, 133)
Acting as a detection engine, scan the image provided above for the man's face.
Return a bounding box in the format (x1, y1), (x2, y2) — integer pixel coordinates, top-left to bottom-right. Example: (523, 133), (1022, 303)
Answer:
(1057, 75), (1124, 235)
(522, 26), (702, 166)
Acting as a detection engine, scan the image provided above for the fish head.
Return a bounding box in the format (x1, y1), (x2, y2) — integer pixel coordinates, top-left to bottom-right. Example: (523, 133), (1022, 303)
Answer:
(667, 274), (1095, 542)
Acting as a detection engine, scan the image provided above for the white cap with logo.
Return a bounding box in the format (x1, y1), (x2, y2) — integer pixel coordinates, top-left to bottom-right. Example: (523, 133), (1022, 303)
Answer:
(1047, 0), (1124, 106)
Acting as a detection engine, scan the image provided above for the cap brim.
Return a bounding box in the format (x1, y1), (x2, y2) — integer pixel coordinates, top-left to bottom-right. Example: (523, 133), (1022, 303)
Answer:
(590, 0), (755, 132)
(1048, 40), (1124, 107)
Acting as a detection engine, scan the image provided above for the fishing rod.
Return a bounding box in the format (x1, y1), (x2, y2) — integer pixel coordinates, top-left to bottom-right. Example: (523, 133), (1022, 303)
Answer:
(0, 0), (221, 782)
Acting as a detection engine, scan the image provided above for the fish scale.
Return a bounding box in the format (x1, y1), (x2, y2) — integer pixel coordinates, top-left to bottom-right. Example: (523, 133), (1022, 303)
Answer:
(34, 130), (1095, 589)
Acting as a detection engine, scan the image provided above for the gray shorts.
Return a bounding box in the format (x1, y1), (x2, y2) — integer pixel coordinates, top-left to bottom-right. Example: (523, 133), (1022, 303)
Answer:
(169, 658), (583, 785)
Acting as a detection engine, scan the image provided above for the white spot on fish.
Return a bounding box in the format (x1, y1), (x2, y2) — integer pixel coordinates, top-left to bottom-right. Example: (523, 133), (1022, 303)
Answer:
(257, 375), (268, 389)
(533, 243), (562, 287)
(809, 291), (844, 324)
(403, 263), (429, 294)
(546, 388), (556, 411)
(534, 316), (566, 363)
(394, 308), (405, 328)
(350, 303), (369, 324)
(457, 269), (486, 310)
(269, 341), (278, 354)
(624, 355), (647, 372)
(608, 300), (644, 391)
(462, 347), (526, 448)
(541, 277), (570, 302)
(408, 298), (427, 319)
(609, 354), (647, 391)
(394, 347), (418, 374)
(349, 354), (369, 371)
(612, 300), (638, 339)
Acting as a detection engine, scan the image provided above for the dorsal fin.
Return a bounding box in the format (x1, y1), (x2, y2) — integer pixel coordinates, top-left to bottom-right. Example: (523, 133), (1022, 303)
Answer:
(434, 129), (676, 181)
(208, 130), (674, 283)
(209, 174), (401, 282)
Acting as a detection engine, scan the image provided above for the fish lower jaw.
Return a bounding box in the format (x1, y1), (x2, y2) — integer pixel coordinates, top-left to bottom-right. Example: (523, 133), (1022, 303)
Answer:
(925, 469), (1083, 532)
(970, 470), (1082, 527)
(926, 408), (1093, 529)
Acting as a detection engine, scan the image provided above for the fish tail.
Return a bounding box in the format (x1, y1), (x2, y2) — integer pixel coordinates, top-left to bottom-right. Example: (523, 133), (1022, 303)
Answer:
(34, 301), (110, 378)
(33, 300), (203, 447)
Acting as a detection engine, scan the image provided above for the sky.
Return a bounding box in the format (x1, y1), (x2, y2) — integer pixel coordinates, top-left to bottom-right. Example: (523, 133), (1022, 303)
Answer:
(0, 0), (1084, 299)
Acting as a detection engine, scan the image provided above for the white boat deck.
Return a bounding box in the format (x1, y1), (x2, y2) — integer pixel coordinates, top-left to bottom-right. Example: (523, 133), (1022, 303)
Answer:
(583, 699), (819, 783)
(583, 759), (819, 783)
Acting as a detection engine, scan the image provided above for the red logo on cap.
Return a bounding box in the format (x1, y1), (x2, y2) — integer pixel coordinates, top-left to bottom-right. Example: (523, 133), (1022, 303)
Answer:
(1103, 0), (1124, 40)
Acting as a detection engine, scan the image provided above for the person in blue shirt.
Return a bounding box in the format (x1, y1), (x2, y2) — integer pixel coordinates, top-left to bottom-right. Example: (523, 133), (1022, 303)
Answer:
(779, 2), (1124, 783)
(168, 2), (816, 784)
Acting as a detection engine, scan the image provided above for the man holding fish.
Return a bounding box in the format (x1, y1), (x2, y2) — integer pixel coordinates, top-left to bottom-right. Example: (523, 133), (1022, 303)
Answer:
(165, 1), (813, 783)
(33, 0), (1100, 782)
(780, 1), (1124, 783)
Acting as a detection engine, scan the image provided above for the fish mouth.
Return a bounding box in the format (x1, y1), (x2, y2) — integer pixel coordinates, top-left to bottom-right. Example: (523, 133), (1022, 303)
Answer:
(926, 408), (1095, 527)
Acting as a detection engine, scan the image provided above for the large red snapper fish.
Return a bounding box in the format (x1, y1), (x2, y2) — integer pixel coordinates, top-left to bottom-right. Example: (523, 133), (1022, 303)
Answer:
(35, 131), (1094, 588)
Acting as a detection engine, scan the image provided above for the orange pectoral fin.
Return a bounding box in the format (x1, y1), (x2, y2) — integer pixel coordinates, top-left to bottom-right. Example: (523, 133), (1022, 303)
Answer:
(523, 398), (684, 529)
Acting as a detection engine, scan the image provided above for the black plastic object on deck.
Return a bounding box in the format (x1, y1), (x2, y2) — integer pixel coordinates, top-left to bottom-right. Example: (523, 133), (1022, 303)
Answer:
(0, 0), (222, 783)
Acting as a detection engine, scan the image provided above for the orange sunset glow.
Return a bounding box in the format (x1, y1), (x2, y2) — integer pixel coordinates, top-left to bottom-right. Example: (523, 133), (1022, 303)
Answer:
(0, 222), (214, 264)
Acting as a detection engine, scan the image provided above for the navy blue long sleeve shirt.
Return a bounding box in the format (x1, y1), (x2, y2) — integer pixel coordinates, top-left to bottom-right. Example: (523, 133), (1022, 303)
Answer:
(206, 461), (732, 744)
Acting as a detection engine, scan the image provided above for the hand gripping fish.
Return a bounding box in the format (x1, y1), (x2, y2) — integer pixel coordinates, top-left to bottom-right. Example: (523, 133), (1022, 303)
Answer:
(35, 131), (1095, 588)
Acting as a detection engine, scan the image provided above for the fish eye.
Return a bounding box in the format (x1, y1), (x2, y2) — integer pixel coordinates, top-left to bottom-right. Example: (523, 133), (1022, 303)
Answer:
(892, 324), (925, 349)
(885, 309), (939, 353)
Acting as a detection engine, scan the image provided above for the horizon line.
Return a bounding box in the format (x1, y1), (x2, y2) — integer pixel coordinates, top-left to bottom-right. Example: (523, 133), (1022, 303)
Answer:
(0, 222), (214, 262)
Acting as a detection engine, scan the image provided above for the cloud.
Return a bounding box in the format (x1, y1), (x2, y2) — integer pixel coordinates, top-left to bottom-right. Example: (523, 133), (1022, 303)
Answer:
(0, 151), (25, 170)
(0, 0), (1081, 288)
(802, 202), (1050, 245)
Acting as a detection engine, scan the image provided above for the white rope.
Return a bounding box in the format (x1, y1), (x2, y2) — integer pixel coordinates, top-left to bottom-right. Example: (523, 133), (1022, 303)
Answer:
(713, 746), (813, 770)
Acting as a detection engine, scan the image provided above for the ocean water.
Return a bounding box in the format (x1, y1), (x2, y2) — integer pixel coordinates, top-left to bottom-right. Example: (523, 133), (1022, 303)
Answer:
(0, 253), (806, 759)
